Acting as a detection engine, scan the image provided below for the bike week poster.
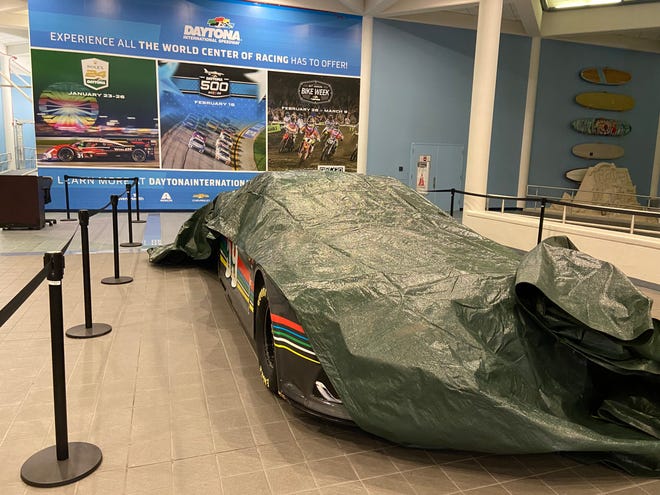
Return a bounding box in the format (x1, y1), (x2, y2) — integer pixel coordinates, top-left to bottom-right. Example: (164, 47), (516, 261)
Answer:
(28, 0), (362, 210)
(268, 72), (360, 172)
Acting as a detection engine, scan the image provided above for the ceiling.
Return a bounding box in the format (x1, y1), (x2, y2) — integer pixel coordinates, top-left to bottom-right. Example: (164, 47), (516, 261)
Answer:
(1, 0), (659, 75)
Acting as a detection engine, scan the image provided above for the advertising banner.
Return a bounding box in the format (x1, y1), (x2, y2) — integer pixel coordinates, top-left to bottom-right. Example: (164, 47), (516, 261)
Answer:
(43, 167), (258, 211)
(28, 0), (362, 210)
(27, 0), (361, 77)
(159, 62), (267, 171)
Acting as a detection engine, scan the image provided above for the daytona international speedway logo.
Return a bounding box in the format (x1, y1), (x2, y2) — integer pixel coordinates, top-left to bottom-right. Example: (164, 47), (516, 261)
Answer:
(183, 16), (241, 45)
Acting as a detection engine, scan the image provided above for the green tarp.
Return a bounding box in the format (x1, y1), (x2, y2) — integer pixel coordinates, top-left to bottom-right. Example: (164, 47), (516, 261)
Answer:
(149, 171), (660, 475)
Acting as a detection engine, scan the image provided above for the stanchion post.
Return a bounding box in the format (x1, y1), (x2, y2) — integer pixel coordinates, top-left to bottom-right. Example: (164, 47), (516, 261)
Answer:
(101, 195), (133, 285)
(66, 210), (112, 338)
(121, 183), (142, 248)
(20, 252), (103, 487)
(537, 198), (546, 245)
(133, 177), (145, 224)
(450, 188), (456, 217)
(61, 175), (76, 222)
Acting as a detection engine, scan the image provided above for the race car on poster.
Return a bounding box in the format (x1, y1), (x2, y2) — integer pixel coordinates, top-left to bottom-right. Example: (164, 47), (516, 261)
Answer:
(148, 172), (660, 475)
(42, 138), (155, 162)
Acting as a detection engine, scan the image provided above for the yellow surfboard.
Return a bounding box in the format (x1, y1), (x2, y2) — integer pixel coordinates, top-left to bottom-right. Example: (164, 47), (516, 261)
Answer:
(575, 92), (635, 112)
(580, 67), (631, 86)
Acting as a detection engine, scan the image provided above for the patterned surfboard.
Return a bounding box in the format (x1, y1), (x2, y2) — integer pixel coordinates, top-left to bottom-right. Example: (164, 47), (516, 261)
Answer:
(571, 118), (631, 137)
(580, 67), (631, 86)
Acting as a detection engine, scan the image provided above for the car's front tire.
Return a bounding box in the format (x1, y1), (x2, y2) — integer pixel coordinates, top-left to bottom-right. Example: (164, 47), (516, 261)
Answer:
(255, 286), (278, 394)
(131, 148), (147, 162)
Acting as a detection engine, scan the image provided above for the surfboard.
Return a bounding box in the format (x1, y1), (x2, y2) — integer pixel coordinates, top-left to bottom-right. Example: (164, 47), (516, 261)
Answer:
(571, 118), (631, 137)
(575, 92), (635, 111)
(565, 168), (588, 183)
(580, 67), (631, 86)
(572, 143), (624, 160)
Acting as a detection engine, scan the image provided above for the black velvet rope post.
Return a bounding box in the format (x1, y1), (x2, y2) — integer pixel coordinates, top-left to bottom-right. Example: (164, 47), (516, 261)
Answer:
(133, 178), (145, 224)
(20, 251), (103, 488)
(61, 175), (76, 222)
(120, 183), (141, 248)
(101, 194), (133, 285)
(65, 210), (112, 339)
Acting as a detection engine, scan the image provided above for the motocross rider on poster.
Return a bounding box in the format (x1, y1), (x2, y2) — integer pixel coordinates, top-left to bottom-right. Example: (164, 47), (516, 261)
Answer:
(299, 117), (321, 154)
(280, 119), (300, 152)
(321, 123), (344, 161)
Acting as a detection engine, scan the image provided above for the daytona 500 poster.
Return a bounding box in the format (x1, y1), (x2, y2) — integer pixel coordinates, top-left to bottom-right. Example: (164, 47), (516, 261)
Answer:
(28, 0), (361, 210)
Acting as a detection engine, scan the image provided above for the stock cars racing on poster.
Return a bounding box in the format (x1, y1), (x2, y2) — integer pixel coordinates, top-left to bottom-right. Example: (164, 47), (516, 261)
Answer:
(41, 138), (156, 163)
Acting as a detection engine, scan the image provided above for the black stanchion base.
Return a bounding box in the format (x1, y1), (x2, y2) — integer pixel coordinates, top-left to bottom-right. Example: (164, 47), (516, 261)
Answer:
(21, 442), (102, 488)
(60, 218), (77, 222)
(66, 322), (112, 339)
(133, 219), (146, 224)
(101, 276), (133, 285)
(120, 242), (142, 247)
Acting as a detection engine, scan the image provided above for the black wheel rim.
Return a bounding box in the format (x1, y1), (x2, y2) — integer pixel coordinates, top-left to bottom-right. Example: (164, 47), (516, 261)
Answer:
(59, 148), (74, 161)
(133, 149), (146, 161)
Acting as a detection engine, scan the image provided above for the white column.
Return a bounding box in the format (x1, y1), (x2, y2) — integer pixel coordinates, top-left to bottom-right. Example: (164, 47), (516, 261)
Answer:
(357, 15), (373, 175)
(0, 46), (16, 170)
(651, 112), (660, 199)
(463, 0), (504, 211)
(516, 36), (541, 207)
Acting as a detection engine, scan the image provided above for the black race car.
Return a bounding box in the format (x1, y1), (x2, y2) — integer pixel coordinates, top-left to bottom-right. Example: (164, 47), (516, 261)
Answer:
(149, 171), (660, 476)
(42, 138), (155, 162)
(218, 236), (350, 422)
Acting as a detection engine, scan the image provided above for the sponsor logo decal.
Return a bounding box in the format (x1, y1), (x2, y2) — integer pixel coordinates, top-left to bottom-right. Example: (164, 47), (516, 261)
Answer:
(160, 192), (173, 202)
(81, 58), (109, 91)
(318, 165), (345, 172)
(298, 80), (333, 104)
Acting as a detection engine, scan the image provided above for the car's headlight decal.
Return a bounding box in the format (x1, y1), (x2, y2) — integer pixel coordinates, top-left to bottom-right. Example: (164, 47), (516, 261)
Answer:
(271, 314), (320, 364)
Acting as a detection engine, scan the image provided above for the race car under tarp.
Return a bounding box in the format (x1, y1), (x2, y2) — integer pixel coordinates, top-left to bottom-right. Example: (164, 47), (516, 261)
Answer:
(149, 171), (660, 476)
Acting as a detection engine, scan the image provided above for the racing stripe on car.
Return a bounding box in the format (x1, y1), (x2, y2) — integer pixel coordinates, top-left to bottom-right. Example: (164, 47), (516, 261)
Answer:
(271, 314), (320, 364)
(235, 255), (254, 311)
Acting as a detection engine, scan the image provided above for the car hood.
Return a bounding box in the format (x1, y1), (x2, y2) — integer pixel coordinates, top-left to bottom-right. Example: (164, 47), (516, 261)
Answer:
(149, 171), (660, 476)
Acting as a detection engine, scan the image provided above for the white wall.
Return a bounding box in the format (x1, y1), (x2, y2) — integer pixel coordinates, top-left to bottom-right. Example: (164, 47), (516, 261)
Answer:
(463, 211), (660, 284)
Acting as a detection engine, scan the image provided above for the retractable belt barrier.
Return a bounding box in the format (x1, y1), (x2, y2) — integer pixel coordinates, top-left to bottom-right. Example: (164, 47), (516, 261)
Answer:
(61, 175), (143, 223)
(0, 184), (141, 488)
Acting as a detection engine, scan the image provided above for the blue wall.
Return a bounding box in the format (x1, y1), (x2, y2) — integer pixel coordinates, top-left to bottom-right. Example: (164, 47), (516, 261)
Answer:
(366, 19), (530, 195)
(530, 39), (660, 196)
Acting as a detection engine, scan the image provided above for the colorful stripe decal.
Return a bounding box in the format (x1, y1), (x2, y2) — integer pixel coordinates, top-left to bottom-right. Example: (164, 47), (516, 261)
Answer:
(271, 314), (305, 334)
(271, 313), (319, 364)
(274, 343), (320, 364)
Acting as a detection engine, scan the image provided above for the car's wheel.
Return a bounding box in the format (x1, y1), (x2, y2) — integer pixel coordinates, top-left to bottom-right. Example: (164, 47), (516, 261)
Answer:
(131, 148), (147, 162)
(255, 286), (278, 393)
(57, 147), (75, 162)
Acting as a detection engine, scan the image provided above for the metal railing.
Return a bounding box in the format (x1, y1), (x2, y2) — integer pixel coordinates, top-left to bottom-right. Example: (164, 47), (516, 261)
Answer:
(527, 184), (659, 209)
(427, 188), (660, 244)
(0, 152), (10, 172)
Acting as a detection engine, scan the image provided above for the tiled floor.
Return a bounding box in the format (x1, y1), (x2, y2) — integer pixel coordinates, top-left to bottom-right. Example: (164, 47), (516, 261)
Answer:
(0, 213), (659, 494)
